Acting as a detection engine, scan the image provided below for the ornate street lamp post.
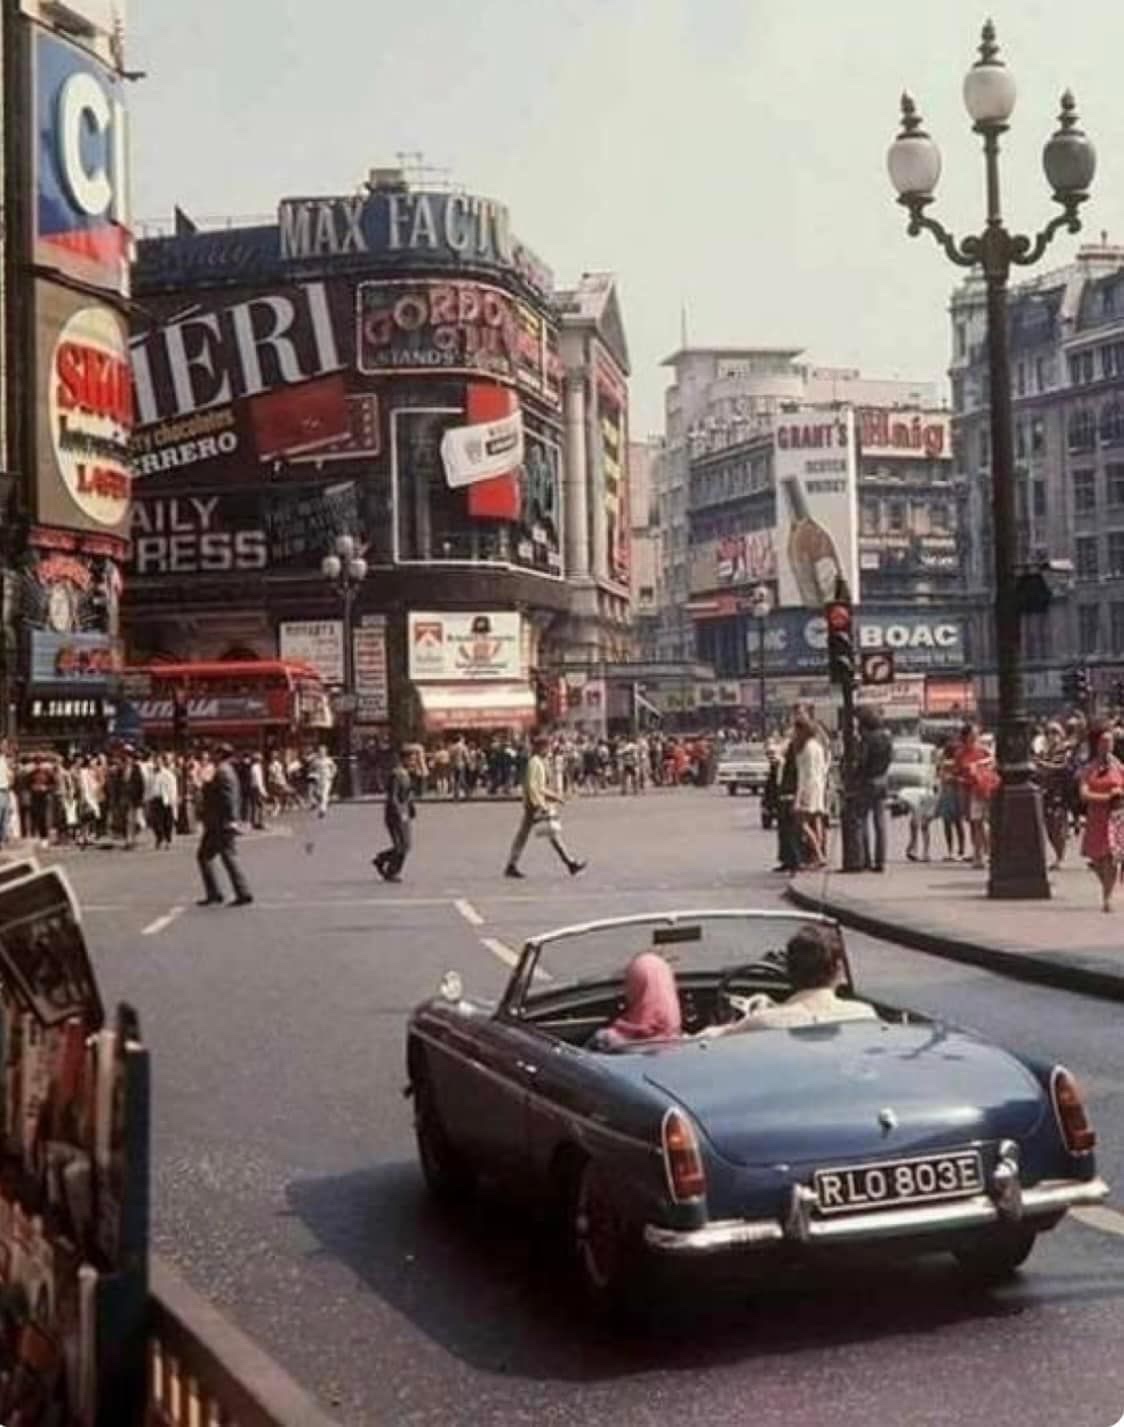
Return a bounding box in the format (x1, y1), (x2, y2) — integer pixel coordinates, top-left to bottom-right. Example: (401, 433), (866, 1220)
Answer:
(320, 534), (368, 801)
(887, 20), (1096, 899)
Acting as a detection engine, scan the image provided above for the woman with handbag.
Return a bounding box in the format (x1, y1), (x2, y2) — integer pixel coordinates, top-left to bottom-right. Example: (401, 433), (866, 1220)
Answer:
(1079, 728), (1124, 913)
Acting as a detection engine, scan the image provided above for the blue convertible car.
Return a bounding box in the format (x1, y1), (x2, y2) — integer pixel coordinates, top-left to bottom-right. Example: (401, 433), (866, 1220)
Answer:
(406, 910), (1108, 1308)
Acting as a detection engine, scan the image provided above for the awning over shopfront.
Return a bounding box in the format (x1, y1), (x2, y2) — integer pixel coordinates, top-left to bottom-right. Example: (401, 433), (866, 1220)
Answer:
(416, 682), (536, 732)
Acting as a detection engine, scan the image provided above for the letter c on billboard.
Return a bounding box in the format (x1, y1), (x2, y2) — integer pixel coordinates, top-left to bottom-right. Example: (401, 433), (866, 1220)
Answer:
(58, 70), (126, 222)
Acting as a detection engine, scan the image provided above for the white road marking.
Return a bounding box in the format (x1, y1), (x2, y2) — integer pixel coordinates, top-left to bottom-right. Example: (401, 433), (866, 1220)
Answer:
(481, 936), (519, 969)
(142, 905), (185, 937)
(480, 936), (553, 983)
(1072, 1204), (1124, 1237)
(455, 898), (484, 927)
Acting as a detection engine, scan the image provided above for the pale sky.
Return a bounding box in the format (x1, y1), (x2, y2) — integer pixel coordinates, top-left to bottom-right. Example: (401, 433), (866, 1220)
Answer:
(129, 1), (1124, 432)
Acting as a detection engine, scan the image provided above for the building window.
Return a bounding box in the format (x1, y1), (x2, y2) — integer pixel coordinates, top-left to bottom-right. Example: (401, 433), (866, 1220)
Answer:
(860, 498), (879, 536)
(1035, 356), (1052, 392)
(1068, 350), (1095, 386)
(1068, 408), (1097, 451)
(955, 322), (967, 359)
(1073, 469), (1096, 513)
(1102, 399), (1124, 447)
(1108, 464), (1124, 507)
(1033, 481), (1047, 519)
(1076, 536), (1099, 580)
(1109, 532), (1124, 578)
(930, 500), (952, 534)
(978, 426), (991, 468)
(1030, 415), (1045, 454)
(1015, 362), (1026, 397)
(951, 375), (964, 413)
(1079, 603), (1101, 655)
(1113, 602), (1124, 653)
(1024, 615), (1047, 661)
(887, 500), (907, 533)
(1014, 420), (1026, 459)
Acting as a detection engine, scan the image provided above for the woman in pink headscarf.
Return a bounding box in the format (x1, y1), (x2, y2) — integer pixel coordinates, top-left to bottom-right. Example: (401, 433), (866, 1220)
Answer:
(590, 953), (682, 1050)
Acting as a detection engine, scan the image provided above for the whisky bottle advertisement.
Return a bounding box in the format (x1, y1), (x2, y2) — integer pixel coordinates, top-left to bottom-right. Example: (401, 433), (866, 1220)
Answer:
(773, 405), (859, 608)
(783, 475), (844, 605)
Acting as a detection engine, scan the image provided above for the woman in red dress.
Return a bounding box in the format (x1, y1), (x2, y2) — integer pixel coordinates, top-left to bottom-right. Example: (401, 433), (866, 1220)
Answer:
(1079, 729), (1124, 912)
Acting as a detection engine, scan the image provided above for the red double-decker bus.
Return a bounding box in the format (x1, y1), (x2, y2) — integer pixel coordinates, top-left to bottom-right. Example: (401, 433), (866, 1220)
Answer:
(120, 660), (333, 747)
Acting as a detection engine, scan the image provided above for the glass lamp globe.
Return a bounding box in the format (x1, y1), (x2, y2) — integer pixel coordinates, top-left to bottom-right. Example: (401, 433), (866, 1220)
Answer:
(348, 557), (369, 582)
(1043, 92), (1096, 196)
(321, 553), (343, 580)
(964, 23), (1016, 126)
(335, 533), (356, 561)
(888, 130), (942, 198)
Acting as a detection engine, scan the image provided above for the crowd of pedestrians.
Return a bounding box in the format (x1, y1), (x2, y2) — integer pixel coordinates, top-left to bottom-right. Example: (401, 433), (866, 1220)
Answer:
(374, 731), (720, 800)
(0, 738), (342, 852)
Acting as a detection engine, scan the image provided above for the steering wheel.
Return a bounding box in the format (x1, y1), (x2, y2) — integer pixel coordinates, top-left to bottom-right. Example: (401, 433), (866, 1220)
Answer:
(714, 961), (786, 1024)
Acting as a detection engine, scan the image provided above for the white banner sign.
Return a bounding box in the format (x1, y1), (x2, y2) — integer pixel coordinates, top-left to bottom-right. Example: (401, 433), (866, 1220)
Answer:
(440, 408), (524, 488)
(280, 620), (344, 685)
(774, 405), (859, 608)
(354, 614), (389, 721)
(409, 610), (523, 681)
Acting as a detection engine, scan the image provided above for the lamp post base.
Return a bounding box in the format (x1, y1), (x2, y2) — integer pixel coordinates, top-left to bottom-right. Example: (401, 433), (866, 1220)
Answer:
(987, 780), (1051, 900)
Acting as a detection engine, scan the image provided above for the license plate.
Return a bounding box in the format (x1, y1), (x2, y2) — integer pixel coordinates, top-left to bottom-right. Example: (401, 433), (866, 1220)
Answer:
(813, 1150), (985, 1215)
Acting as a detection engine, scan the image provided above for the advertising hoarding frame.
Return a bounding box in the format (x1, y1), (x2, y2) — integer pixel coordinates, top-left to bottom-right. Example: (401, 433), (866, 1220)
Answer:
(773, 405), (859, 607)
(408, 610), (523, 682)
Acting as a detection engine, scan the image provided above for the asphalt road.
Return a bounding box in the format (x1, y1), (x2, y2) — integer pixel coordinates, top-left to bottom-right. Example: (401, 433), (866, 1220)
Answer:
(51, 788), (1124, 1427)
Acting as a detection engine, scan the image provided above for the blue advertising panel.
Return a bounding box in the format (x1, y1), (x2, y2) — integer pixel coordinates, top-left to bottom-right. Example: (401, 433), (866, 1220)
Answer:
(35, 29), (130, 295)
(28, 630), (117, 691)
(745, 608), (964, 675)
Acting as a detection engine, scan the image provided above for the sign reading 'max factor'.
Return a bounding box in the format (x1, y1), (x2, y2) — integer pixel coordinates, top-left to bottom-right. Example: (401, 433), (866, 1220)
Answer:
(35, 29), (130, 295)
(278, 190), (554, 299)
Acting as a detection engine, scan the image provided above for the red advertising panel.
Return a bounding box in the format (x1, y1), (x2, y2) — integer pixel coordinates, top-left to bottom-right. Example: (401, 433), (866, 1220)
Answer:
(465, 384), (520, 520)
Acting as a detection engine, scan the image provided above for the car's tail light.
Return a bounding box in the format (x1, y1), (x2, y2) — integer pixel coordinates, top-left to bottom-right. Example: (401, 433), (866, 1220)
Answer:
(661, 1109), (706, 1202)
(1051, 1066), (1096, 1154)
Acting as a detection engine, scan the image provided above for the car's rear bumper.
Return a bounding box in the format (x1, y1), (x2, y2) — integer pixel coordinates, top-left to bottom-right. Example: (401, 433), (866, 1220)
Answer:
(643, 1175), (1109, 1255)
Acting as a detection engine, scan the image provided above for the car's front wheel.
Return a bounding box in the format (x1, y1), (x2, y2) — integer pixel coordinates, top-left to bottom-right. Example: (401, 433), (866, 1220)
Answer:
(955, 1226), (1037, 1283)
(726, 783), (738, 796)
(572, 1161), (643, 1313)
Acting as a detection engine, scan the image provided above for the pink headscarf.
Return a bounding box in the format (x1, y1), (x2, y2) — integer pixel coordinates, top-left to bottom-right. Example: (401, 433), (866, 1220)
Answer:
(606, 953), (682, 1042)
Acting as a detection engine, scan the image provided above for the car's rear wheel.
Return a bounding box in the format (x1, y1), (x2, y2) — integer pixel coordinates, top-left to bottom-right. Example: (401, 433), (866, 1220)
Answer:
(413, 1066), (475, 1206)
(572, 1161), (643, 1313)
(955, 1226), (1037, 1283)
(727, 783), (738, 796)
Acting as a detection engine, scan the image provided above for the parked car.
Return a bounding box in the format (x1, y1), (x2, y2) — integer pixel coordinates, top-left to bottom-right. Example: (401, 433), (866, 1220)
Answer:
(405, 910), (1107, 1313)
(716, 742), (770, 797)
(887, 740), (936, 811)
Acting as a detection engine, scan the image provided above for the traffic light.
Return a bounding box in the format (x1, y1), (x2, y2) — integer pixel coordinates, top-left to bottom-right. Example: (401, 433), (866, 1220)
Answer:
(825, 598), (855, 688)
(1062, 666), (1091, 709)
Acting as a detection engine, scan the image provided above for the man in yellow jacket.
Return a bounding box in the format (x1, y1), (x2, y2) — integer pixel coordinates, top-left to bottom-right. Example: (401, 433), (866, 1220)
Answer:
(504, 735), (586, 878)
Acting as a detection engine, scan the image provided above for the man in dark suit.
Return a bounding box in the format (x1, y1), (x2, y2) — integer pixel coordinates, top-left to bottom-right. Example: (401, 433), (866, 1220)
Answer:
(197, 744), (253, 907)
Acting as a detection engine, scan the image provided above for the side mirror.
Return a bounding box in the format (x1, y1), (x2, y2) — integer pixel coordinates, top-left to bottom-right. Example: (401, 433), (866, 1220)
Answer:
(439, 971), (463, 1004)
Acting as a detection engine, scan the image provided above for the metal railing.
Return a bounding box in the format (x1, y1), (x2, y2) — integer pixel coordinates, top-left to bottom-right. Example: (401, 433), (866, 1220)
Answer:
(145, 1257), (342, 1427)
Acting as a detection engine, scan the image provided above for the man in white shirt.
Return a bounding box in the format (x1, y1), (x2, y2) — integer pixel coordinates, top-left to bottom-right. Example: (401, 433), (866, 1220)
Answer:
(718, 925), (877, 1034)
(504, 734), (586, 879)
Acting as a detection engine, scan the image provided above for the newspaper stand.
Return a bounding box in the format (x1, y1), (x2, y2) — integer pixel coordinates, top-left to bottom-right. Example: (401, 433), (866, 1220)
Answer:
(0, 860), (149, 1426)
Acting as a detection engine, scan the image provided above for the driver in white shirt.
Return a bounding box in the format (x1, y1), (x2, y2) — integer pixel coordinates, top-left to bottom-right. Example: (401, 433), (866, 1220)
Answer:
(717, 925), (877, 1034)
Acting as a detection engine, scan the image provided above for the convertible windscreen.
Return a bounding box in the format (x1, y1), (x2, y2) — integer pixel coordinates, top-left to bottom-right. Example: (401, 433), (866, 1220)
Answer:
(513, 912), (850, 1041)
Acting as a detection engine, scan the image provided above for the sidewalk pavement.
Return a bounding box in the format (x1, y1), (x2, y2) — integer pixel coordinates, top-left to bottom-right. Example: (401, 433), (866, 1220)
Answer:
(786, 857), (1124, 1001)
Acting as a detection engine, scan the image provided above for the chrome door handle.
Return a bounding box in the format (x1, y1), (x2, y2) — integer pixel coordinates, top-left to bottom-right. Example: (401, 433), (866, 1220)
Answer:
(516, 1060), (539, 1077)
